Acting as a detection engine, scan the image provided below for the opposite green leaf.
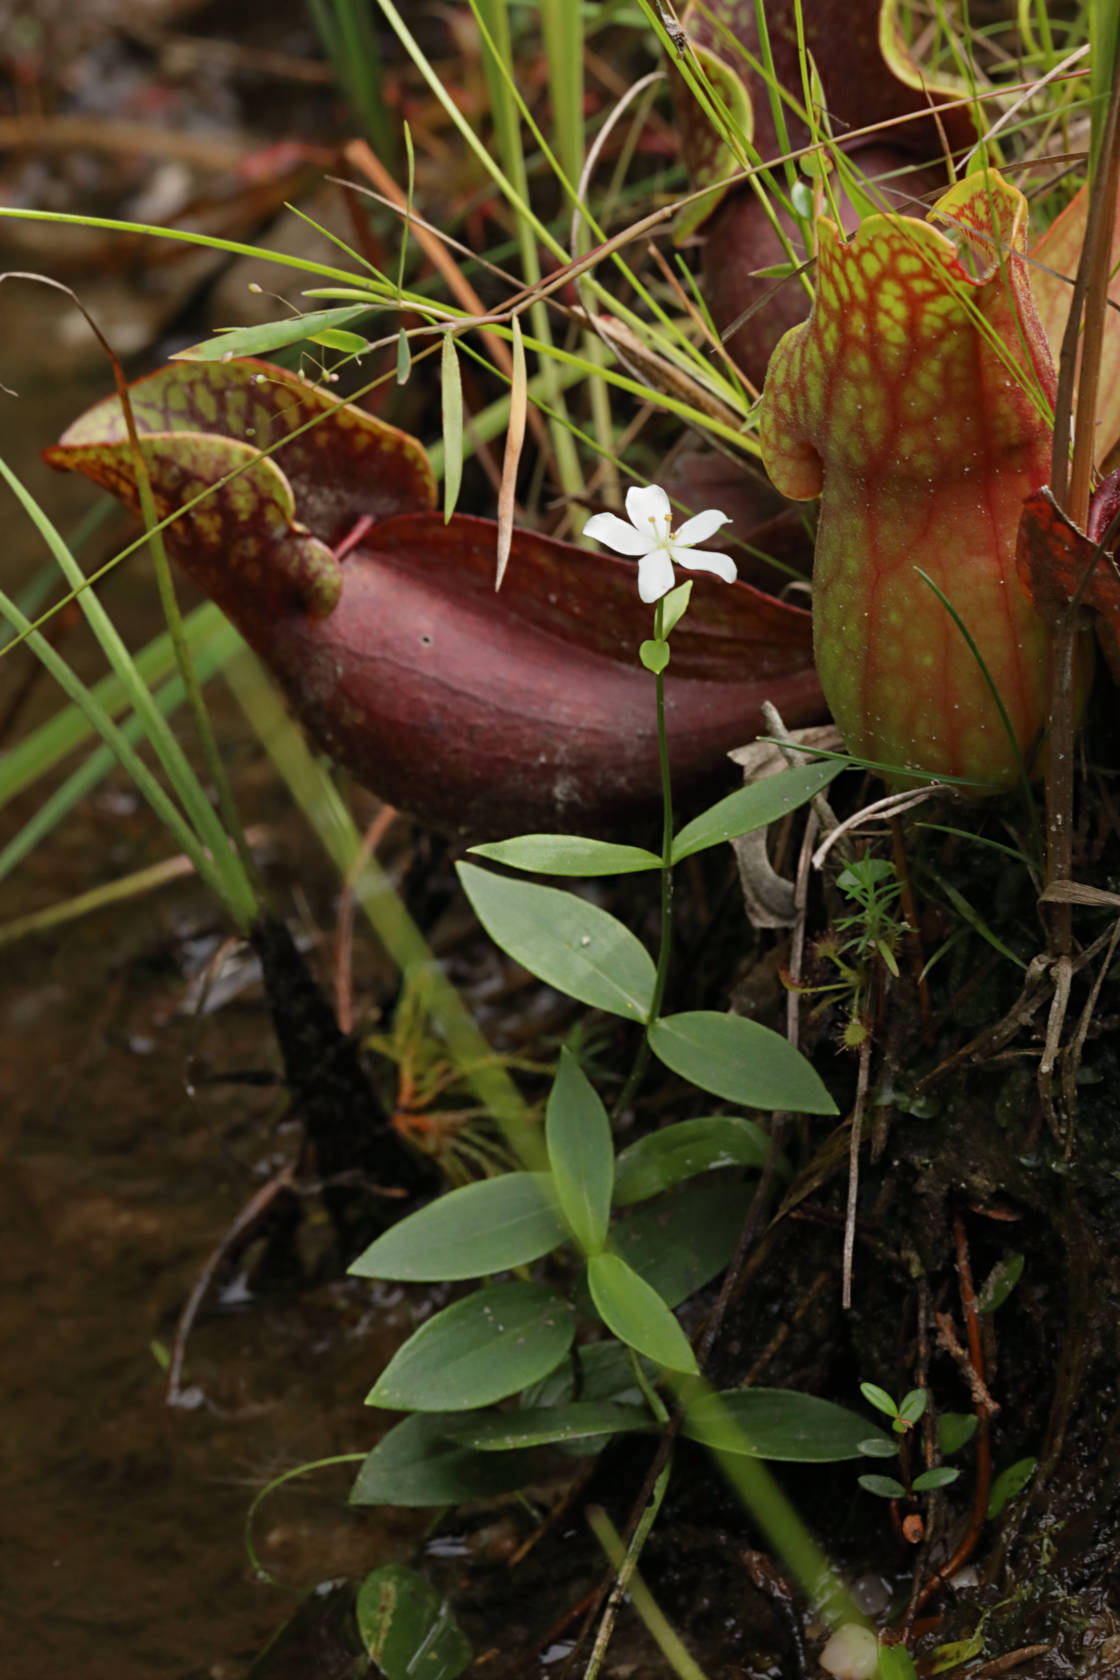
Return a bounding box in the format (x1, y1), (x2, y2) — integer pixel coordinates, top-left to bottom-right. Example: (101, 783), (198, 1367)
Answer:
(348, 1173), (568, 1281)
(683, 1390), (891, 1461)
(546, 1048), (614, 1255)
(671, 761), (839, 863)
(457, 862), (656, 1019)
(587, 1252), (698, 1374)
(912, 1466), (960, 1492)
(859, 1474), (907, 1499)
(614, 1115), (781, 1205)
(450, 1402), (654, 1451)
(649, 1012), (837, 1114)
(367, 1281), (576, 1411)
(860, 1382), (898, 1418)
(356, 1564), (471, 1680)
(639, 638), (670, 674)
(350, 1412), (543, 1507)
(469, 835), (661, 876)
(660, 579), (692, 636)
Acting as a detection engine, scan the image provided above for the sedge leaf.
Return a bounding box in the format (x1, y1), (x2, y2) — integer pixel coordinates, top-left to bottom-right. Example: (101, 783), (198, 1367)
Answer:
(174, 304), (374, 362)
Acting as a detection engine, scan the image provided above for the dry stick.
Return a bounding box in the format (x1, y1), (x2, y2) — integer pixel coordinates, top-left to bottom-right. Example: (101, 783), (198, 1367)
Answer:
(810, 786), (936, 873)
(166, 1165), (297, 1407)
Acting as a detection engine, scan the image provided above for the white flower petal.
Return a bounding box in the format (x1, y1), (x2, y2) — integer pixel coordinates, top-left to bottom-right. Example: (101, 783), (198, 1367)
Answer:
(668, 546), (738, 585)
(638, 548), (677, 603)
(583, 511), (655, 556)
(672, 508), (731, 547)
(626, 483), (672, 543)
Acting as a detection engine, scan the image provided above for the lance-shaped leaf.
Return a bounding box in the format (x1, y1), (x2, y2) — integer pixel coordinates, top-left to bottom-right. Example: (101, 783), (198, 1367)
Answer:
(49, 359), (822, 838)
(759, 169), (1058, 788)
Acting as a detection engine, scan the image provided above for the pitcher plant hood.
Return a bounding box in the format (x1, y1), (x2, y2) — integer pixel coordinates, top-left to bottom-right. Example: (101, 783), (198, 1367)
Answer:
(758, 168), (1060, 788)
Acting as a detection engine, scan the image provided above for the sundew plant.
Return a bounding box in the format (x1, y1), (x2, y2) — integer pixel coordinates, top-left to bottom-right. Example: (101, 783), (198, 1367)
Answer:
(3, 2), (1120, 1677)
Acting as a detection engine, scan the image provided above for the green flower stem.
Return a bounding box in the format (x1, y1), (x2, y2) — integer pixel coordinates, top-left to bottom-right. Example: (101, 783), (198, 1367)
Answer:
(614, 599), (673, 1117)
(651, 602), (675, 1024)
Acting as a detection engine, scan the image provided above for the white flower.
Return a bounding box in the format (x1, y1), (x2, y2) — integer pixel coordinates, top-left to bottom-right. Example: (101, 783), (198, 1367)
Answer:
(583, 483), (737, 603)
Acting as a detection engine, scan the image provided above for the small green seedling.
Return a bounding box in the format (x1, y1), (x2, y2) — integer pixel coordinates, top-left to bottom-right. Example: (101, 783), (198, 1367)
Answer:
(857, 1383), (962, 1501)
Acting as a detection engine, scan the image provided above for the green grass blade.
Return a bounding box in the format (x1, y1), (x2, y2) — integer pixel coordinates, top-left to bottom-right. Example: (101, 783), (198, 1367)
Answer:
(0, 455), (258, 927)
(0, 584), (231, 913)
(0, 602), (231, 810)
(0, 621), (242, 885)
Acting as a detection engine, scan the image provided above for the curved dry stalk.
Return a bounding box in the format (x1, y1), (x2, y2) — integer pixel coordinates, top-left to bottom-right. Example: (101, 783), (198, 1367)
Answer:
(811, 787), (939, 874)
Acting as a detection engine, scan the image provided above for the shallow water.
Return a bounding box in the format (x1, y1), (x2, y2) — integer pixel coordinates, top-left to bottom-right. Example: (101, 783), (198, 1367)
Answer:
(0, 867), (429, 1679)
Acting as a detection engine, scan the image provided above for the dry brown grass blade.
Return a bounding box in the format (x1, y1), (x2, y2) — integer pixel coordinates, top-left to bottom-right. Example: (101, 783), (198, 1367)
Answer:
(496, 315), (527, 589)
